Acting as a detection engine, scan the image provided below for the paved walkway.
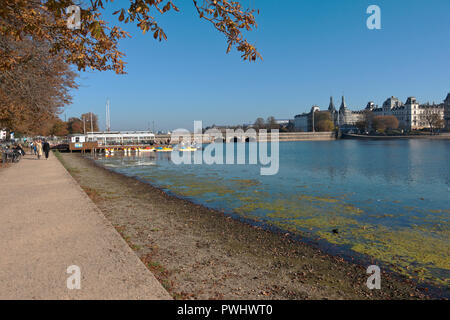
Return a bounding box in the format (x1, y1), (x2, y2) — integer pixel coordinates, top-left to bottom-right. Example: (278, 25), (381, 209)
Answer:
(0, 152), (171, 299)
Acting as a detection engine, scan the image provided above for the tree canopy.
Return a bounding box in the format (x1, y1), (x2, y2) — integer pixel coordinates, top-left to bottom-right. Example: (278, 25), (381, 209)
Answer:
(0, 1), (260, 135)
(313, 111), (334, 132)
(372, 115), (399, 132)
(0, 38), (77, 134)
(266, 116), (278, 130)
(81, 112), (99, 132)
(1, 0), (261, 74)
(253, 117), (265, 130)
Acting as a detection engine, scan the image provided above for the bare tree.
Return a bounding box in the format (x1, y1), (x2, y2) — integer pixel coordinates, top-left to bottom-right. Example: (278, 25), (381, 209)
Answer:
(266, 116), (279, 130)
(82, 112), (99, 132)
(254, 117), (266, 131)
(423, 110), (444, 135)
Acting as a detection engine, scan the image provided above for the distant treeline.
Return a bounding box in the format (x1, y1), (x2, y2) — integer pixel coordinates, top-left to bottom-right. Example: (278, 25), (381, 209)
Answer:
(51, 113), (100, 136)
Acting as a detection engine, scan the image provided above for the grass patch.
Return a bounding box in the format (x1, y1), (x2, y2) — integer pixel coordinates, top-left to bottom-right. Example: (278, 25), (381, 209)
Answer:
(53, 150), (79, 174)
(81, 186), (103, 202)
(141, 253), (178, 297)
(52, 149), (62, 160)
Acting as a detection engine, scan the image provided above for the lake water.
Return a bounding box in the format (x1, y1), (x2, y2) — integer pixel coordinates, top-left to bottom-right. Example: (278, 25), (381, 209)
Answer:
(92, 140), (450, 287)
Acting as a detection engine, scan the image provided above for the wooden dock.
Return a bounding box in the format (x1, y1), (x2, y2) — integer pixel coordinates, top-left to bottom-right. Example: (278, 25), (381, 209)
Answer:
(69, 142), (164, 154)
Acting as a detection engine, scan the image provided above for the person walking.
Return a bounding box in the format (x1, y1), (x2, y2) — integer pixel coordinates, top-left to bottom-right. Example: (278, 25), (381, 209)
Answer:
(36, 140), (43, 160)
(15, 144), (25, 156)
(42, 140), (50, 160)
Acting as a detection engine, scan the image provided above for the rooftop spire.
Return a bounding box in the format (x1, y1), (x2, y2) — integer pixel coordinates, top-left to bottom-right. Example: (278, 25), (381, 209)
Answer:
(340, 96), (347, 111)
(328, 96), (336, 112)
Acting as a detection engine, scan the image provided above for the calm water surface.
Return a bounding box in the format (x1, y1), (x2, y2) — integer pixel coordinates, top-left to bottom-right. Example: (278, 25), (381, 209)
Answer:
(93, 140), (450, 287)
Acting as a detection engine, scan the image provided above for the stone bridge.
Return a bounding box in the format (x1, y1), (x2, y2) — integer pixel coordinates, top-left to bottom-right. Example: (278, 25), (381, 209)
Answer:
(155, 132), (335, 144)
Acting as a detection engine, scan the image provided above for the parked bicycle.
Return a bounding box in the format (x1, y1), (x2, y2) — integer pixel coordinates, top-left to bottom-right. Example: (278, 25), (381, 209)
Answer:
(1, 146), (22, 163)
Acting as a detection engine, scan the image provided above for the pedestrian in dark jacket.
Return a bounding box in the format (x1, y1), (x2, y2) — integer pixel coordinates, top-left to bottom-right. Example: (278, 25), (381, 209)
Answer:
(14, 144), (25, 156)
(42, 140), (50, 160)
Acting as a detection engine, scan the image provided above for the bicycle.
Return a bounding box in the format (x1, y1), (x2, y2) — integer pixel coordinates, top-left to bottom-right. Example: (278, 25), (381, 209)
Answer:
(1, 147), (21, 163)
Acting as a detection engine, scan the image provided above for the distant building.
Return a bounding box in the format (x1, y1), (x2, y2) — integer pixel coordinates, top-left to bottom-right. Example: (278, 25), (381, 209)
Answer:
(367, 96), (445, 130)
(445, 93), (450, 130)
(416, 103), (445, 130)
(68, 134), (86, 143)
(68, 131), (155, 145)
(368, 96), (412, 129)
(294, 106), (320, 132)
(274, 119), (291, 126)
(275, 119), (295, 131)
(329, 96), (365, 130)
(296, 93), (448, 132)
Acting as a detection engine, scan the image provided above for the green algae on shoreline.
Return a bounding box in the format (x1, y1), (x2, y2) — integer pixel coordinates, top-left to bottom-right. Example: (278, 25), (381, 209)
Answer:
(96, 157), (450, 290)
(60, 152), (435, 299)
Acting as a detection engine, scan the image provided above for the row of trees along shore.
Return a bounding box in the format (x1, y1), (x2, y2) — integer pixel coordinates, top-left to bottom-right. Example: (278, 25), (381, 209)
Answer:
(0, 1), (260, 136)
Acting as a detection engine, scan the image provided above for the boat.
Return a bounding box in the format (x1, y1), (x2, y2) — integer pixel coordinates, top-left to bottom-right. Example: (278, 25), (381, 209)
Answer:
(138, 146), (155, 152)
(104, 148), (115, 155)
(175, 142), (202, 152)
(178, 146), (198, 152)
(155, 146), (173, 152)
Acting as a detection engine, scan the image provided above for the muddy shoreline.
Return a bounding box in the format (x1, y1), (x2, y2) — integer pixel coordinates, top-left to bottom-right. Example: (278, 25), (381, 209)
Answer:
(56, 152), (439, 299)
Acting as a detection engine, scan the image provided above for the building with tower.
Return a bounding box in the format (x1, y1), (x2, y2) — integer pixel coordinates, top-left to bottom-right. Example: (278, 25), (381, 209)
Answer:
(326, 96), (365, 131)
(445, 93), (450, 130)
(294, 93), (448, 132)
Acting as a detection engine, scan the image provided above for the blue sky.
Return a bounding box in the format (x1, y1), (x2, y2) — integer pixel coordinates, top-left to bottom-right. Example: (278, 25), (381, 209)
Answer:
(66, 0), (450, 131)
